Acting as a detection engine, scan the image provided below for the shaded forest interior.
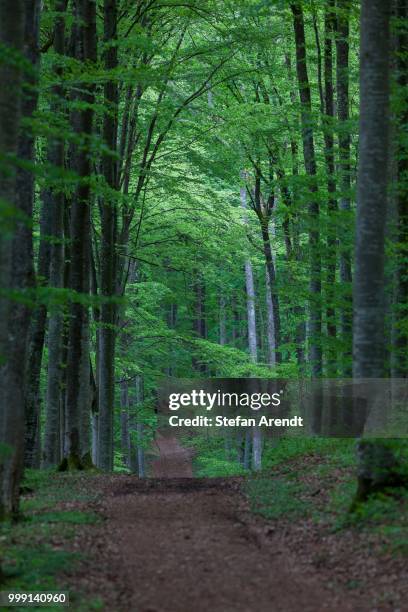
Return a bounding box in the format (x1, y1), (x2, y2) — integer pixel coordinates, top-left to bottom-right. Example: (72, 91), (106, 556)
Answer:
(0, 0), (408, 609)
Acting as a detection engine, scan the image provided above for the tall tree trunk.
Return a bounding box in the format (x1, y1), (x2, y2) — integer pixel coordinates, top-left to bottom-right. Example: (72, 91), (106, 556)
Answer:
(97, 0), (118, 471)
(352, 0), (393, 507)
(353, 0), (391, 378)
(64, 0), (96, 468)
(43, 0), (67, 468)
(24, 194), (51, 468)
(0, 0), (35, 518)
(323, 1), (337, 375)
(240, 182), (262, 470)
(291, 2), (322, 377)
(240, 184), (257, 363)
(260, 219), (281, 363)
(336, 0), (353, 375)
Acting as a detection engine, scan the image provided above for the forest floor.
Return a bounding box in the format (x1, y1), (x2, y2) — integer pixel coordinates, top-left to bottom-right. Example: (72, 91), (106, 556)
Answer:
(1, 435), (407, 611)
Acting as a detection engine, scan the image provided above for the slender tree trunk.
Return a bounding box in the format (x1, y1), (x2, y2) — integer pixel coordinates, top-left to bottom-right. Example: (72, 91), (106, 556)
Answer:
(64, 0), (96, 467)
(137, 423), (145, 478)
(131, 375), (144, 476)
(98, 0), (118, 471)
(291, 2), (322, 376)
(260, 220), (281, 363)
(120, 379), (130, 468)
(24, 196), (52, 468)
(252, 429), (262, 471)
(240, 182), (262, 469)
(265, 268), (276, 366)
(43, 0), (67, 468)
(336, 0), (353, 375)
(240, 185), (257, 362)
(244, 260), (257, 363)
(323, 1), (337, 375)
(0, 0), (35, 518)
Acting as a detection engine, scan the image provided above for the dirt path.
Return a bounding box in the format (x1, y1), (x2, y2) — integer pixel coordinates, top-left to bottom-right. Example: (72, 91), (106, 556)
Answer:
(151, 431), (193, 478)
(68, 437), (370, 611)
(77, 476), (365, 612)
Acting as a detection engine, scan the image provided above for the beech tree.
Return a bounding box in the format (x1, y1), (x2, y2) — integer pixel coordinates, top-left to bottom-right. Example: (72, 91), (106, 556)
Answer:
(0, 0), (34, 518)
(353, 0), (391, 378)
(291, 2), (322, 377)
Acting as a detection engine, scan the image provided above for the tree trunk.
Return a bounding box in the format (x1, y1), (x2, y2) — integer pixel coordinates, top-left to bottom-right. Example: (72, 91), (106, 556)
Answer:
(137, 423), (145, 478)
(252, 427), (262, 472)
(98, 0), (118, 471)
(291, 2), (322, 377)
(260, 221), (281, 363)
(323, 1), (337, 375)
(353, 0), (391, 378)
(244, 260), (257, 363)
(336, 0), (353, 375)
(24, 195), (52, 468)
(64, 0), (96, 468)
(265, 268), (276, 367)
(352, 0), (394, 507)
(240, 185), (257, 362)
(43, 0), (67, 468)
(0, 0), (34, 518)
(120, 379), (130, 468)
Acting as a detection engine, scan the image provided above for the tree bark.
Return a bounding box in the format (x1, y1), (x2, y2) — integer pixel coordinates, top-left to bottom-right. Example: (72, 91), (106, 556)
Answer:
(323, 1), (337, 375)
(64, 0), (96, 467)
(120, 379), (130, 468)
(0, 0), (34, 518)
(24, 193), (53, 468)
(336, 0), (353, 375)
(240, 185), (257, 363)
(97, 0), (118, 471)
(260, 220), (280, 363)
(43, 0), (67, 468)
(291, 2), (322, 377)
(265, 268), (276, 367)
(353, 0), (391, 378)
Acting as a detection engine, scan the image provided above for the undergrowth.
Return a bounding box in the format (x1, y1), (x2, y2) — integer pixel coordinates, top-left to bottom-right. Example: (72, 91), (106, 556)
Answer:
(0, 470), (103, 611)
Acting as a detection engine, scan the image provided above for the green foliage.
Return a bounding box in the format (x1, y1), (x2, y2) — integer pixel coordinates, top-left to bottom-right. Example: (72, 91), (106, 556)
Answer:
(195, 456), (247, 478)
(28, 510), (99, 525)
(1, 546), (78, 594)
(261, 437), (355, 470)
(181, 432), (248, 477)
(247, 476), (308, 520)
(0, 471), (103, 610)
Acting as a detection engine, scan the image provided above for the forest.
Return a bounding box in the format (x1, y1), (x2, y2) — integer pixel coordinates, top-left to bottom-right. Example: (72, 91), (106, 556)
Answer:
(0, 0), (407, 610)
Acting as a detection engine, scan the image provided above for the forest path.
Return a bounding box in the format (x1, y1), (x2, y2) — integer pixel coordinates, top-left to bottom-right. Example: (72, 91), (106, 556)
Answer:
(75, 474), (360, 612)
(150, 430), (193, 478)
